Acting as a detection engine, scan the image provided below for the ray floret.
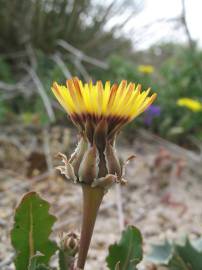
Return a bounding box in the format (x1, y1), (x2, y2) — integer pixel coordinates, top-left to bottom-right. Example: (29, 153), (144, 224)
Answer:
(52, 77), (157, 137)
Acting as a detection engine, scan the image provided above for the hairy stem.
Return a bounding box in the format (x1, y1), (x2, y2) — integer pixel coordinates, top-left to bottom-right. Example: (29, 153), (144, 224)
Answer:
(77, 185), (104, 269)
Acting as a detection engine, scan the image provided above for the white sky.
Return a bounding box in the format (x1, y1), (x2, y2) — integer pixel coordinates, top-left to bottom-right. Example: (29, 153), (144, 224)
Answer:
(124, 0), (202, 49)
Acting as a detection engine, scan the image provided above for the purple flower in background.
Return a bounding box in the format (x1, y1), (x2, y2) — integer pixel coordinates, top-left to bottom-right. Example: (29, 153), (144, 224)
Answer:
(144, 105), (161, 126)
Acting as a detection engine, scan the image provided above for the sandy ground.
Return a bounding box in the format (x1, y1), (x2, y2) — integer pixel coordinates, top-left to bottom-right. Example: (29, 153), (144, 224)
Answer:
(0, 125), (202, 270)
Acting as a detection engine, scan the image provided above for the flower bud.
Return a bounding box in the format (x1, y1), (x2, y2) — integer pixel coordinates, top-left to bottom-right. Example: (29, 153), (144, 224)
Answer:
(59, 232), (79, 256)
(59, 232), (79, 270)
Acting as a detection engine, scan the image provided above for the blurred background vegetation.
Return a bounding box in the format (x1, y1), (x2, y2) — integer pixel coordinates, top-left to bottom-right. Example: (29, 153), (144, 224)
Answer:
(0, 0), (202, 148)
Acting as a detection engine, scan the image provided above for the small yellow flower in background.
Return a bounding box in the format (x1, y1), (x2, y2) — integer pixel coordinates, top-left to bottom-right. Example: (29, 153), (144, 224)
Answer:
(138, 65), (154, 74)
(177, 98), (202, 112)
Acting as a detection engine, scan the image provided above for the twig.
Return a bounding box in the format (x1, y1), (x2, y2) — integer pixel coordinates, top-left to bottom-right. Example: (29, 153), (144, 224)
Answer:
(24, 44), (56, 122)
(0, 91), (22, 101)
(24, 65), (56, 122)
(181, 0), (202, 89)
(57, 39), (108, 69)
(0, 75), (29, 92)
(73, 59), (91, 81)
(26, 44), (37, 70)
(181, 0), (194, 48)
(52, 53), (72, 79)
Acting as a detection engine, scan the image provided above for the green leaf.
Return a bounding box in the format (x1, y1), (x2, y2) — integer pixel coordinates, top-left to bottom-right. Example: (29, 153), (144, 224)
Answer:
(106, 226), (143, 270)
(147, 238), (202, 270)
(175, 239), (202, 269)
(11, 192), (57, 270)
(146, 240), (173, 264)
(168, 253), (189, 270)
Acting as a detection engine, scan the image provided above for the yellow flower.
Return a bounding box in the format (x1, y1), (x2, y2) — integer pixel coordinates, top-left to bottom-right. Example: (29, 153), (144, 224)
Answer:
(52, 77), (157, 185)
(52, 77), (157, 269)
(138, 65), (154, 74)
(52, 77), (157, 136)
(177, 98), (202, 112)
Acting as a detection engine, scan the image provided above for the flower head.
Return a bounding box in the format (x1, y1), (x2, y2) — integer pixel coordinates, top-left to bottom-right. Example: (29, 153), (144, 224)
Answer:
(52, 77), (156, 141)
(53, 77), (156, 185)
(177, 98), (202, 112)
(138, 65), (154, 74)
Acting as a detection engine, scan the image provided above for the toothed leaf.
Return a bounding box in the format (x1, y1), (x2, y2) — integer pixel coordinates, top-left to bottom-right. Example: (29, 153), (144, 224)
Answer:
(11, 192), (57, 270)
(106, 226), (143, 270)
(147, 238), (202, 270)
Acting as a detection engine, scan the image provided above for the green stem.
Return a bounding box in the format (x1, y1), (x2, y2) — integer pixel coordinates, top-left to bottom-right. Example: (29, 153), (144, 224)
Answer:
(59, 250), (75, 270)
(77, 185), (104, 269)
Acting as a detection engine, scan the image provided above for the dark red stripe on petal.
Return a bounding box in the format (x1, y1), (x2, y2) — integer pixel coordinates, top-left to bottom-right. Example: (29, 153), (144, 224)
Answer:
(108, 83), (118, 106)
(73, 77), (82, 97)
(119, 80), (127, 96)
(66, 79), (76, 99)
(97, 80), (104, 92)
(125, 83), (135, 102)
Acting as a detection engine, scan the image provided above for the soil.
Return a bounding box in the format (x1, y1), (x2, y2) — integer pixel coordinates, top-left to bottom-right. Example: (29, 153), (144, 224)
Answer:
(0, 125), (202, 270)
